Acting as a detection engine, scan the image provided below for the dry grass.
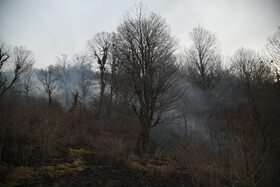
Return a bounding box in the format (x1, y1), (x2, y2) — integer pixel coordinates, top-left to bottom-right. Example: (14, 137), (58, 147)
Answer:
(1, 148), (89, 186)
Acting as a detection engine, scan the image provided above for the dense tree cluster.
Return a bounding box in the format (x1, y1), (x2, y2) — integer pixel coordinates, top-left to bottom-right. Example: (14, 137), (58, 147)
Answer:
(0, 4), (279, 186)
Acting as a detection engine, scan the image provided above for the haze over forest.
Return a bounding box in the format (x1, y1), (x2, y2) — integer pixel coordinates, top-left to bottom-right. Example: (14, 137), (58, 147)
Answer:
(0, 1), (280, 186)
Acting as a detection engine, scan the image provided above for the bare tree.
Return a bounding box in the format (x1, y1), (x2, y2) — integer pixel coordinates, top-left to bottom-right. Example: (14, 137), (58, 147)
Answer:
(0, 45), (34, 95)
(74, 54), (94, 112)
(106, 32), (125, 114)
(231, 48), (272, 151)
(116, 4), (179, 155)
(0, 43), (10, 94)
(265, 26), (280, 84)
(87, 32), (112, 119)
(37, 65), (58, 105)
(185, 26), (222, 90)
(0, 43), (9, 70)
(56, 54), (71, 109)
(21, 64), (35, 100)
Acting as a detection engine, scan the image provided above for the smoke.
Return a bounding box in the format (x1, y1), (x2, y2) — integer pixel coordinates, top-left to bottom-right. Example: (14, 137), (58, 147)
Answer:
(150, 71), (247, 149)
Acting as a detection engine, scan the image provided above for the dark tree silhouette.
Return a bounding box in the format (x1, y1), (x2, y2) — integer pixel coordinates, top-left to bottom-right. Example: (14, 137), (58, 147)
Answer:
(0, 45), (34, 95)
(21, 64), (35, 100)
(56, 54), (71, 109)
(74, 54), (93, 113)
(185, 26), (222, 90)
(37, 65), (58, 105)
(87, 32), (112, 119)
(231, 48), (272, 151)
(116, 4), (179, 155)
(106, 32), (125, 114)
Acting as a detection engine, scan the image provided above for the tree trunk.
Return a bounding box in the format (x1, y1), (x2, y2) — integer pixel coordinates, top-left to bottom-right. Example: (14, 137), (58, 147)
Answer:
(107, 83), (114, 116)
(107, 62), (115, 116)
(107, 94), (112, 115)
(64, 87), (69, 109)
(25, 91), (29, 101)
(48, 92), (52, 105)
(184, 116), (187, 139)
(97, 82), (105, 119)
(97, 71), (105, 119)
(135, 122), (150, 156)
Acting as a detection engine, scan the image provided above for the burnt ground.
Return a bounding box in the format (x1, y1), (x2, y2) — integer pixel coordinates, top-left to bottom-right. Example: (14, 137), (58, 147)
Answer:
(0, 147), (192, 186)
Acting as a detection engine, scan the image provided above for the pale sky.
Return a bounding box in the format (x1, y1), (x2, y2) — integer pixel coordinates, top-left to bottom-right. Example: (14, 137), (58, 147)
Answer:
(0, 0), (279, 68)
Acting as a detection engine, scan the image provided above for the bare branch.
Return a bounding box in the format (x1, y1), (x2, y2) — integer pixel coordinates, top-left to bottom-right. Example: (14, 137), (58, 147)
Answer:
(1, 46), (34, 94)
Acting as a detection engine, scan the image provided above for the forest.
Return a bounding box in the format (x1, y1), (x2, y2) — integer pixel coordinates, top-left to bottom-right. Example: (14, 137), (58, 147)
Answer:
(0, 4), (280, 186)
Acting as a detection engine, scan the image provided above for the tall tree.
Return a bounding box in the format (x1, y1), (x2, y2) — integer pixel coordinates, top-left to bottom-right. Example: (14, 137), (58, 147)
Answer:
(56, 54), (71, 109)
(74, 54), (94, 112)
(87, 32), (112, 119)
(107, 32), (125, 114)
(185, 26), (222, 90)
(37, 65), (58, 105)
(116, 4), (179, 155)
(231, 48), (272, 151)
(21, 64), (35, 100)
